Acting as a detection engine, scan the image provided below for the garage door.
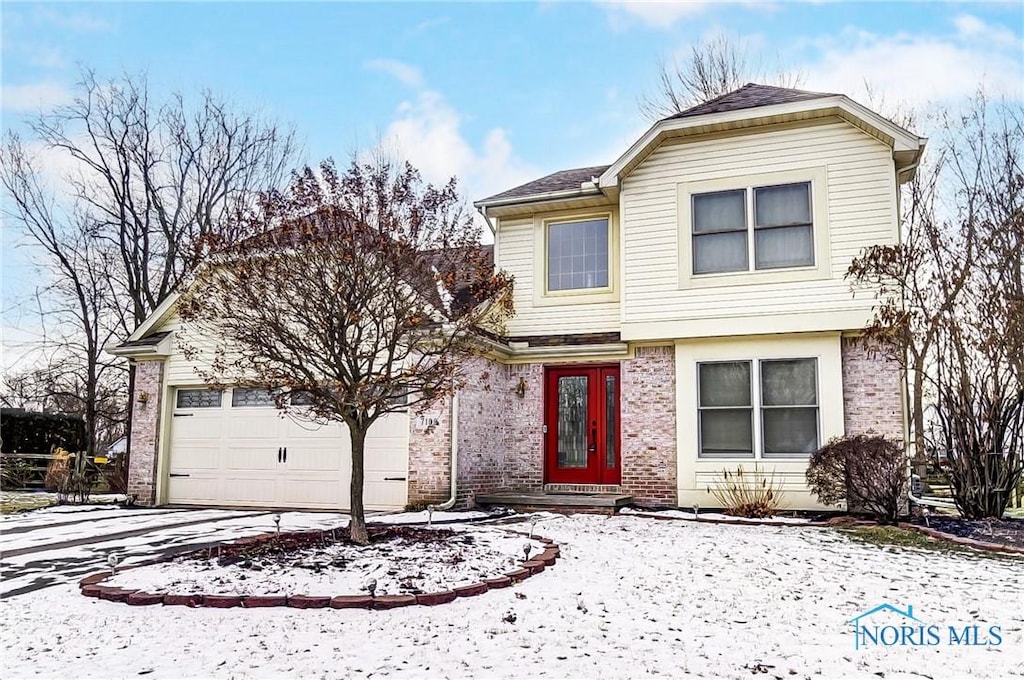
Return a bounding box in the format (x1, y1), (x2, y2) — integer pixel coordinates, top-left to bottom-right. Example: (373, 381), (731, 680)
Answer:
(167, 387), (409, 510)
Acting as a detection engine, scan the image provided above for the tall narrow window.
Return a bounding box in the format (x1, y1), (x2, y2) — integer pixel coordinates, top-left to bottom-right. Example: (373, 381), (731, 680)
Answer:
(692, 190), (747, 274)
(697, 361), (754, 458)
(760, 359), (819, 457)
(547, 218), (609, 291)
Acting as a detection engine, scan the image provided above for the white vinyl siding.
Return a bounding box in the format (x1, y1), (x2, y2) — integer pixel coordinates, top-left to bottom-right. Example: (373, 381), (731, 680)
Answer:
(497, 214), (620, 336)
(620, 120), (898, 336)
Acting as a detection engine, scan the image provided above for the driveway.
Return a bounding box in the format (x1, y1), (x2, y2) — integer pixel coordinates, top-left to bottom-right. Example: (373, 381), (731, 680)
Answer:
(0, 504), (350, 598)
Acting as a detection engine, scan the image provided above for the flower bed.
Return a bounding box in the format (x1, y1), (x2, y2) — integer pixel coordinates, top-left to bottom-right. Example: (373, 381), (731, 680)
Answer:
(79, 524), (560, 609)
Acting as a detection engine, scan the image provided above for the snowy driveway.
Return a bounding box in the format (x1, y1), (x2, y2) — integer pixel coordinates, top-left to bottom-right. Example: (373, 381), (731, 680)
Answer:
(0, 505), (350, 598)
(1, 512), (1021, 679)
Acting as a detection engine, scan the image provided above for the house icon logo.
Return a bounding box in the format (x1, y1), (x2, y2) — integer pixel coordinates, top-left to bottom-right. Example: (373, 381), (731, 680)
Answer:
(847, 604), (923, 650)
(847, 603), (1004, 650)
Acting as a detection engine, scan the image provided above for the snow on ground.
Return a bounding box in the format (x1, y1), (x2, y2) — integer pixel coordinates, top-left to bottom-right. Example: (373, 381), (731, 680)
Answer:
(106, 526), (545, 596)
(368, 509), (496, 524)
(620, 507), (815, 524)
(2, 513), (1021, 679)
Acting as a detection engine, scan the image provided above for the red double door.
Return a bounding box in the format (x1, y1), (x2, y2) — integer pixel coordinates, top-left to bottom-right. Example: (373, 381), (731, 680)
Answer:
(544, 365), (620, 485)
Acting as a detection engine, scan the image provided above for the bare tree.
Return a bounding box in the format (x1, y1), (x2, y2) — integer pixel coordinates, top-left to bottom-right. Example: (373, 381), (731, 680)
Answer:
(1, 69), (297, 463)
(640, 33), (804, 120)
(848, 91), (1023, 518)
(177, 156), (514, 543)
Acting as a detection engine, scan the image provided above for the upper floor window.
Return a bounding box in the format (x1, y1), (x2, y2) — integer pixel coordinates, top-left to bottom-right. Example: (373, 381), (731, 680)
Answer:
(547, 217), (609, 291)
(692, 181), (814, 275)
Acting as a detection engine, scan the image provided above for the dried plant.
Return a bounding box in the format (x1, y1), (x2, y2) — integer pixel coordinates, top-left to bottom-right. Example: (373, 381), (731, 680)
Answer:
(707, 465), (786, 518)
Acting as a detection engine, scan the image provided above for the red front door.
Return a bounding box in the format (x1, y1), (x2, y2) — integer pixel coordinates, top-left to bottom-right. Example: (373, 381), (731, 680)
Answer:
(545, 365), (620, 485)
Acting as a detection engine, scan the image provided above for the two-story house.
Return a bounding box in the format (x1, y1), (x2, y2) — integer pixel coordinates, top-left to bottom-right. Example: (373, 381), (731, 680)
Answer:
(114, 84), (925, 513)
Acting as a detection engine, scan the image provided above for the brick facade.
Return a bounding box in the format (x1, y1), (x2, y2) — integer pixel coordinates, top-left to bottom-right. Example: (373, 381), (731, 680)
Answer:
(453, 357), (511, 505)
(406, 393), (452, 507)
(620, 346), (678, 507)
(840, 336), (905, 439)
(503, 363), (545, 493)
(127, 360), (165, 505)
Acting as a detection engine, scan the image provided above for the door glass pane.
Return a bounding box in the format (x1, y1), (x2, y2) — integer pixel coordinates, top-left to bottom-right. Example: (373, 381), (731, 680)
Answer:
(557, 375), (588, 468)
(231, 387), (277, 407)
(699, 409), (754, 458)
(176, 388), (222, 409)
(605, 375), (617, 469)
(698, 362), (751, 406)
(762, 407), (819, 456)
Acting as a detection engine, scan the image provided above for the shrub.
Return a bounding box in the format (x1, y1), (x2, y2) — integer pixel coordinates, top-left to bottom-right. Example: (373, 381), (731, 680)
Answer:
(707, 465), (786, 518)
(807, 435), (907, 522)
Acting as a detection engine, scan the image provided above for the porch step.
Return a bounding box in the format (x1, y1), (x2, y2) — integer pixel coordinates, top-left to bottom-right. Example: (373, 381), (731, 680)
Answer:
(476, 492), (633, 514)
(544, 484), (622, 494)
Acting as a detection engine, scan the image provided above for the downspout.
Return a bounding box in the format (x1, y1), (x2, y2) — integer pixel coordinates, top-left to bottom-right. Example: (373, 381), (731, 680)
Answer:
(429, 381), (460, 511)
(476, 206), (496, 237)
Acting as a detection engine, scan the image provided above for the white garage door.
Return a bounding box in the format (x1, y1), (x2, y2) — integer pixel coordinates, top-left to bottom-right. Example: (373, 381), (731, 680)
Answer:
(167, 387), (409, 510)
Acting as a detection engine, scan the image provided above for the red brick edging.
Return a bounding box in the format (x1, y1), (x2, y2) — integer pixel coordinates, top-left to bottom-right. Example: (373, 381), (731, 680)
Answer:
(78, 528), (561, 610)
(897, 522), (1024, 555)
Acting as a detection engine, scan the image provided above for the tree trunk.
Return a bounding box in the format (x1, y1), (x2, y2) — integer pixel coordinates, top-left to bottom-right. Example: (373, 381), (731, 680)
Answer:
(348, 425), (369, 545)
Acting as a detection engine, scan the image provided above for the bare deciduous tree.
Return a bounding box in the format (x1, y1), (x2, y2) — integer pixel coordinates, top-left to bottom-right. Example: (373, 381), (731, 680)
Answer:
(640, 33), (804, 120)
(1, 69), (297, 463)
(848, 91), (1023, 518)
(177, 156), (514, 543)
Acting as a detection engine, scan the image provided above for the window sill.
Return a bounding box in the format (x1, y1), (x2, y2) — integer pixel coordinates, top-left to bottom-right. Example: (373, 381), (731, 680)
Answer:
(533, 287), (619, 307)
(682, 264), (829, 290)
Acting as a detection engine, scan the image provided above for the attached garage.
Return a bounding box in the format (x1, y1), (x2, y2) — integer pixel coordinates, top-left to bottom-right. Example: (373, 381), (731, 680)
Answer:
(166, 386), (409, 511)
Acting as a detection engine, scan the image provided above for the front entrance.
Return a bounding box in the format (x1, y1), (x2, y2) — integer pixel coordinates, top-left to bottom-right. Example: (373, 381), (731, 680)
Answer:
(544, 365), (620, 485)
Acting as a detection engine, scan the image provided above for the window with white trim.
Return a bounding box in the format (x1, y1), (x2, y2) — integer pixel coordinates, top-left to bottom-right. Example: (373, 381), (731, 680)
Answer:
(692, 181), (814, 275)
(547, 217), (609, 291)
(698, 358), (819, 459)
(231, 387), (277, 407)
(175, 388), (222, 409)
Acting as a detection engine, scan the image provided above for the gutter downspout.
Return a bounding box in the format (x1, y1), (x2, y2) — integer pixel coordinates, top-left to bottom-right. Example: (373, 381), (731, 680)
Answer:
(476, 206), (496, 237)
(429, 384), (460, 512)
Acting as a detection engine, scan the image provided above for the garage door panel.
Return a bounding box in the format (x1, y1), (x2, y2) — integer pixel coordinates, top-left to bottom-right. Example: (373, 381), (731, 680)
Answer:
(170, 444), (220, 471)
(168, 386), (409, 510)
(223, 445), (280, 471)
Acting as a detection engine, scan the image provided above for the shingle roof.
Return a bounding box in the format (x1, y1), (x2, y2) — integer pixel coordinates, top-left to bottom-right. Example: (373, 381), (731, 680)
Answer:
(116, 331), (170, 350)
(663, 83), (837, 120)
(477, 165), (610, 205)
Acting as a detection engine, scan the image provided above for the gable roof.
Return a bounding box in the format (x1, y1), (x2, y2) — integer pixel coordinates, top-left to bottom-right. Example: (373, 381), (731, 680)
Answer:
(476, 165), (609, 207)
(663, 83), (837, 120)
(477, 83), (926, 213)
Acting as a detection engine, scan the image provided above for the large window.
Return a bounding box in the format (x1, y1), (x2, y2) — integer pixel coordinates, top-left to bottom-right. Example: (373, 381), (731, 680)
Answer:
(547, 217), (609, 291)
(692, 182), (814, 275)
(698, 358), (819, 459)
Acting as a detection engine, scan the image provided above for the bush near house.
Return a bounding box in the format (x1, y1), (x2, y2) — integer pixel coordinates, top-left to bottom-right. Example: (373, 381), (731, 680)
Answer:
(807, 435), (907, 522)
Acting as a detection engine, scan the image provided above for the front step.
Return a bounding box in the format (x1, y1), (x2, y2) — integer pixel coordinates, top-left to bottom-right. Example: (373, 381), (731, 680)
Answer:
(476, 492), (633, 515)
(544, 484), (622, 494)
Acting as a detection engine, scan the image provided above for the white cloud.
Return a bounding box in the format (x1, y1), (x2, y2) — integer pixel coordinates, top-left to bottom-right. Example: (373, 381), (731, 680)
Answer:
(33, 8), (114, 32)
(27, 46), (68, 69)
(1, 82), (73, 112)
(952, 13), (1020, 48)
(800, 27), (1024, 110)
(365, 59), (424, 88)
(600, 1), (711, 29)
(380, 90), (538, 205)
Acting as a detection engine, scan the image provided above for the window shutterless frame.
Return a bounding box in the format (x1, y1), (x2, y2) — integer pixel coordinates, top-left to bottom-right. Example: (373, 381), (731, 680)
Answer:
(545, 216), (611, 293)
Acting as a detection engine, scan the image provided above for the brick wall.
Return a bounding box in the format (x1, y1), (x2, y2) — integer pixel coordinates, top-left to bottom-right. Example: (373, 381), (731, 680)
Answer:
(620, 346), (677, 507)
(841, 336), (905, 439)
(127, 360), (165, 505)
(406, 393), (452, 507)
(503, 363), (545, 493)
(454, 357), (509, 505)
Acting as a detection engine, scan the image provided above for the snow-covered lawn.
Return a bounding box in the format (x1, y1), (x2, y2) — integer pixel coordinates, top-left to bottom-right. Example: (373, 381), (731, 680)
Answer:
(2, 513), (1020, 679)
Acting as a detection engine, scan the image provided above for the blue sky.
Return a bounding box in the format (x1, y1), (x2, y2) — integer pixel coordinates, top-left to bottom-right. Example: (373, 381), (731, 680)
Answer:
(2, 1), (1023, 367)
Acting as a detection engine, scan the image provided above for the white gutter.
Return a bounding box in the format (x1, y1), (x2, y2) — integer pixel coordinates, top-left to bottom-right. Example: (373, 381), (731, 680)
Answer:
(474, 185), (603, 211)
(429, 384), (460, 512)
